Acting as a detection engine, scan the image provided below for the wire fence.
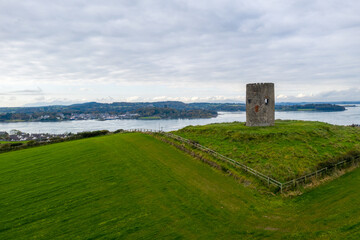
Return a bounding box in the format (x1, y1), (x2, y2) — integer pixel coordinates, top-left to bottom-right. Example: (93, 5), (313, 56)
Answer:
(127, 128), (360, 192)
(281, 159), (359, 190)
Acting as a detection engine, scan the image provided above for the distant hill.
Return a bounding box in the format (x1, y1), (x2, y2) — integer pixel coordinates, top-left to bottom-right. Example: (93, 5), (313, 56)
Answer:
(0, 101), (219, 122)
(0, 101), (349, 114)
(275, 103), (345, 111)
(0, 101), (246, 113)
(0, 101), (348, 122)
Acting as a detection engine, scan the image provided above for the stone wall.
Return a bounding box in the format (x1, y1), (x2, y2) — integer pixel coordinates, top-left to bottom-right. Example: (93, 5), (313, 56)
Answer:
(246, 83), (275, 126)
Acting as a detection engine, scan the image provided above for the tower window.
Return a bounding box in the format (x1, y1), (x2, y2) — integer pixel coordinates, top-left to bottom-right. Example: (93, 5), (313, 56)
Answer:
(265, 98), (269, 105)
(248, 99), (251, 104)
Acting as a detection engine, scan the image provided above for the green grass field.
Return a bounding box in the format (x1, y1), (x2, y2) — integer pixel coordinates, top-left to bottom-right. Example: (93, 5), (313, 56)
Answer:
(1, 132), (360, 239)
(174, 120), (360, 181)
(0, 141), (28, 144)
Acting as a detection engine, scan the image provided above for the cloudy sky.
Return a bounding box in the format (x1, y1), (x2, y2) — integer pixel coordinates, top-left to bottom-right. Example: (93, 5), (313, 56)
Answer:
(0, 0), (359, 107)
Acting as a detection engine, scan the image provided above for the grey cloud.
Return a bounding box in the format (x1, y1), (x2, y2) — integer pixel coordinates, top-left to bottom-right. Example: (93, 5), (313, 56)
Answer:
(316, 89), (360, 101)
(0, 87), (43, 95)
(0, 0), (359, 100)
(278, 88), (360, 102)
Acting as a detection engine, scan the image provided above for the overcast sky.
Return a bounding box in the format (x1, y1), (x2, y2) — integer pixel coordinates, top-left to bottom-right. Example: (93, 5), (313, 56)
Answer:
(0, 0), (359, 107)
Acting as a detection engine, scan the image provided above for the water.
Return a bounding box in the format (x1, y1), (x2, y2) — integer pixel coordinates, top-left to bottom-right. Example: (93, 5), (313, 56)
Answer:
(0, 105), (359, 134)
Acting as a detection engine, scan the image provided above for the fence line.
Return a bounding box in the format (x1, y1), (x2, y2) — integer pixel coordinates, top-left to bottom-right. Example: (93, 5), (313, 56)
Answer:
(127, 128), (359, 192)
(281, 159), (358, 189)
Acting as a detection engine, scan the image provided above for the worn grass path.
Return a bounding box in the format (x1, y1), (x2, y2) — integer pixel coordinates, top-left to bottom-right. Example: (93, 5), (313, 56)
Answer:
(0, 133), (359, 239)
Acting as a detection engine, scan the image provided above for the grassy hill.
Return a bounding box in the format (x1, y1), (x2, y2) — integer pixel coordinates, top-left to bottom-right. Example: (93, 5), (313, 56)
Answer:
(1, 132), (360, 239)
(174, 120), (360, 181)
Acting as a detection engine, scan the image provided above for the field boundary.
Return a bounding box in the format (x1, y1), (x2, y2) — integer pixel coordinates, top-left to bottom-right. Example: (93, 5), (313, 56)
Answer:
(127, 128), (360, 192)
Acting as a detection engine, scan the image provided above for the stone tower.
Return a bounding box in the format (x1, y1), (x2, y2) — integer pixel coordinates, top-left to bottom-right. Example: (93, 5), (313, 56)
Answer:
(246, 83), (275, 126)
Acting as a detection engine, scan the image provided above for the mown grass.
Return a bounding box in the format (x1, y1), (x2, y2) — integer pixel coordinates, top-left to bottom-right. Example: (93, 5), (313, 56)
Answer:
(0, 141), (28, 144)
(1, 132), (360, 239)
(174, 120), (360, 181)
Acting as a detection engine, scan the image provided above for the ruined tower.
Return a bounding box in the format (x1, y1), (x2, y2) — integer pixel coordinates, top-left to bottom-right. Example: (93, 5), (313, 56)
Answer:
(246, 83), (275, 126)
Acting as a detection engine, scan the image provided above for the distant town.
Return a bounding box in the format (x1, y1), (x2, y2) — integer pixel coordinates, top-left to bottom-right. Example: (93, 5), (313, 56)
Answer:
(36, 112), (140, 121)
(0, 130), (69, 142)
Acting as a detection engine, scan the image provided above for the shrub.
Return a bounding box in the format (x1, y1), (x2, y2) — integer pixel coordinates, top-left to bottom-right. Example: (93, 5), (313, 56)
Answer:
(26, 140), (39, 146)
(317, 149), (360, 169)
(221, 165), (229, 173)
(114, 129), (125, 133)
(10, 142), (23, 147)
(76, 130), (110, 139)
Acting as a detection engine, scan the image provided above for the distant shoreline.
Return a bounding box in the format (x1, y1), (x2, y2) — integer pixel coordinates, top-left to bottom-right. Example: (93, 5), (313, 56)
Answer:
(0, 101), (349, 123)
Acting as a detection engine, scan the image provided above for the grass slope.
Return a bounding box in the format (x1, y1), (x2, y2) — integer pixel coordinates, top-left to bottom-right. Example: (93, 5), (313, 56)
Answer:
(174, 120), (360, 181)
(0, 141), (28, 143)
(0, 133), (359, 239)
